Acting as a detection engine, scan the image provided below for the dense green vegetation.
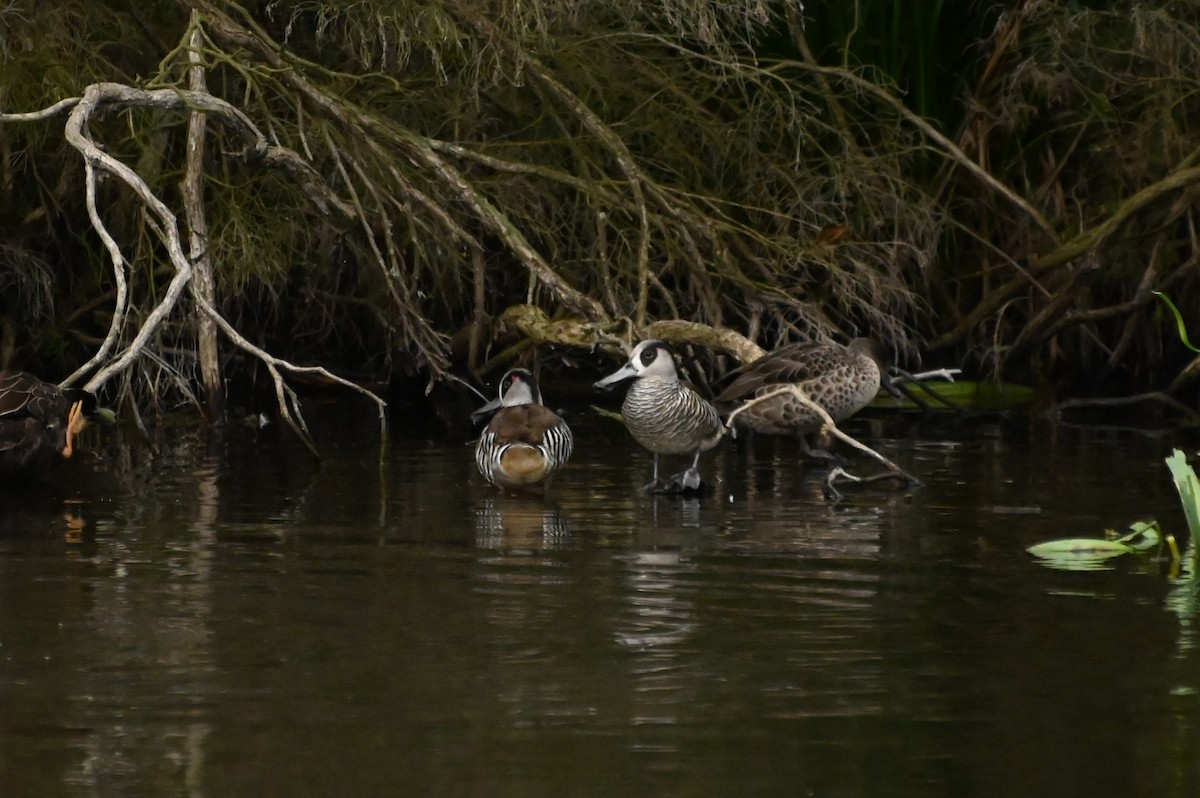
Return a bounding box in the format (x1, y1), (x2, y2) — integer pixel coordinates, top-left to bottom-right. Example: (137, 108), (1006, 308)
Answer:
(0, 0), (1196, 424)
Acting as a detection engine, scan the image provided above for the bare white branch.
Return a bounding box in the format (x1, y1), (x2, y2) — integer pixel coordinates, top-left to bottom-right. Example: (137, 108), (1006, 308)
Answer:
(44, 80), (386, 452)
(60, 162), (129, 388)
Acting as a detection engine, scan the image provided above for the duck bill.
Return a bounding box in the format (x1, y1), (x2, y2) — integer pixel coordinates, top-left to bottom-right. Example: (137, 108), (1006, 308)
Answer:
(470, 397), (503, 424)
(593, 363), (638, 390)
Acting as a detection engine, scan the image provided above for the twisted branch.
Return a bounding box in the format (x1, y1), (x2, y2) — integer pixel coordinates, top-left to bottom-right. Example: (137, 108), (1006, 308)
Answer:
(2, 79), (386, 452)
(724, 384), (920, 499)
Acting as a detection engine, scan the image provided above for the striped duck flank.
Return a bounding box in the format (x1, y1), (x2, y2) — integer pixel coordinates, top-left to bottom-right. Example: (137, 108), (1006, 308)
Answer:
(716, 338), (894, 460)
(0, 371), (97, 481)
(474, 368), (573, 490)
(594, 340), (723, 492)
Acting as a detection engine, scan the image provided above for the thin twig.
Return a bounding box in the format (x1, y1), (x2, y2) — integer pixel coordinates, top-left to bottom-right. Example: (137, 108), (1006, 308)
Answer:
(1047, 392), (1200, 423)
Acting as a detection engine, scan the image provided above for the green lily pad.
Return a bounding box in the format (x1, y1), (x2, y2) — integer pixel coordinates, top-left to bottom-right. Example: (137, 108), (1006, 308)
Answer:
(1027, 538), (1135, 571)
(1027, 538), (1135, 559)
(1028, 518), (1167, 571)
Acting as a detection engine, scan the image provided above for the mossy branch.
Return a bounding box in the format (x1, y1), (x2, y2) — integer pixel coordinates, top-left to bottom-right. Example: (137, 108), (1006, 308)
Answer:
(492, 304), (764, 366)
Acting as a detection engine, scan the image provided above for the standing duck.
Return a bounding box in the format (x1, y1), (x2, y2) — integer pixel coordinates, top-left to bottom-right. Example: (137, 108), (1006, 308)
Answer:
(716, 338), (895, 461)
(0, 370), (97, 481)
(473, 368), (573, 491)
(594, 340), (723, 492)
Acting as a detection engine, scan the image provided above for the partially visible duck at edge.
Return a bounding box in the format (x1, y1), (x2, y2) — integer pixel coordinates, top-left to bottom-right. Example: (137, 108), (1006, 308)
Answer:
(473, 368), (573, 491)
(594, 339), (723, 493)
(0, 370), (100, 482)
(716, 338), (898, 461)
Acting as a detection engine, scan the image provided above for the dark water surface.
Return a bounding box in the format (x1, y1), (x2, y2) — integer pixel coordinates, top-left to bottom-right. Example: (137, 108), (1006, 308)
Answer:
(2, 408), (1200, 797)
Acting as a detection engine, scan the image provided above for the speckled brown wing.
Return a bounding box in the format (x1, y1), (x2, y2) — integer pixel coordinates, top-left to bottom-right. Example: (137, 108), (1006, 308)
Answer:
(716, 343), (839, 402)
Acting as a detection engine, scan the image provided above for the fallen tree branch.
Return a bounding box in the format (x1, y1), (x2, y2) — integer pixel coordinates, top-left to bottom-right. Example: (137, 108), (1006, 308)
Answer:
(642, 320), (763, 364)
(1031, 163), (1200, 273)
(724, 384), (921, 500)
(60, 162), (130, 388)
(61, 84), (199, 394)
(491, 304), (765, 367)
(192, 294), (388, 456)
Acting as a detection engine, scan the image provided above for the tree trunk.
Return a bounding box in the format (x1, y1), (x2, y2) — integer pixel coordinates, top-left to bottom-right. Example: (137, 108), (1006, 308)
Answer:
(183, 12), (225, 421)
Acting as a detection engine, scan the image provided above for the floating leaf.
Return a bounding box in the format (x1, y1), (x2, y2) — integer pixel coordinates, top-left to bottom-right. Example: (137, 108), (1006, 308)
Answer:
(1027, 538), (1135, 571)
(1114, 518), (1162, 549)
(1027, 538), (1135, 559)
(1152, 291), (1200, 354)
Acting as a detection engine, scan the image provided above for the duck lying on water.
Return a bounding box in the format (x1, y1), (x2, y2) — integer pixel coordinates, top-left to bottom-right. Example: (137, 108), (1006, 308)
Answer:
(716, 338), (898, 461)
(594, 340), (723, 493)
(473, 368), (573, 491)
(0, 370), (99, 482)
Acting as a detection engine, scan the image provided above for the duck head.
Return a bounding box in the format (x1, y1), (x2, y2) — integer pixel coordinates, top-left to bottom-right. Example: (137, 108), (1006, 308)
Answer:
(593, 340), (679, 389)
(472, 368), (543, 422)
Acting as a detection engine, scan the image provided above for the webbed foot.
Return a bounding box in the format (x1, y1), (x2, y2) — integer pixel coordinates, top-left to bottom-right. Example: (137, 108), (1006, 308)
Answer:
(672, 467), (702, 492)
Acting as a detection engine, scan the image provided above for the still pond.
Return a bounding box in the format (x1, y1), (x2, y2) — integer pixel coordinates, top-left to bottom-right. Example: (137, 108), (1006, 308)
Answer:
(2, 406), (1199, 797)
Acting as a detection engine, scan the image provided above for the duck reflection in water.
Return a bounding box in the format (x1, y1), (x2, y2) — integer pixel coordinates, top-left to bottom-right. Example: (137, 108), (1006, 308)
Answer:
(614, 548), (700, 732)
(0, 483), (95, 544)
(474, 496), (572, 550)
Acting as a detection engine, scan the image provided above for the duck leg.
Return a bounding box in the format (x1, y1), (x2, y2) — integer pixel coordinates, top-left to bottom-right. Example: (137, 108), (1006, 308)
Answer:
(642, 453), (667, 492)
(670, 451), (703, 492)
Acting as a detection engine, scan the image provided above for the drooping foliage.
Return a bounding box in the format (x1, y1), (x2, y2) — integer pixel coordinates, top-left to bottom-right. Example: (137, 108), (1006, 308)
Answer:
(936, 1), (1200, 395)
(0, 0), (936, 409)
(0, 0), (1197, 417)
